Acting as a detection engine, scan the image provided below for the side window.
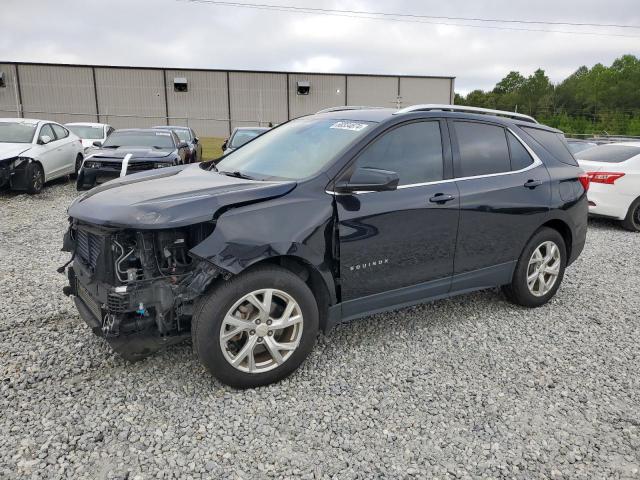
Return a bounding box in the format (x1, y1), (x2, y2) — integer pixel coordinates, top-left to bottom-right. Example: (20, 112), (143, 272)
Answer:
(507, 132), (534, 171)
(454, 122), (510, 177)
(354, 121), (444, 186)
(51, 124), (68, 140)
(39, 124), (55, 143)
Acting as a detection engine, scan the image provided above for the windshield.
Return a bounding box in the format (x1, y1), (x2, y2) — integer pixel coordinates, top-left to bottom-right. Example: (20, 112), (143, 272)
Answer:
(67, 125), (104, 140)
(577, 144), (640, 163)
(230, 129), (267, 148)
(102, 131), (175, 149)
(217, 118), (374, 180)
(0, 122), (37, 143)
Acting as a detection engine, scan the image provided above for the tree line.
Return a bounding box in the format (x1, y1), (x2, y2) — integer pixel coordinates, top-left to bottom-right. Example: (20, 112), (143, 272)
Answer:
(454, 54), (640, 136)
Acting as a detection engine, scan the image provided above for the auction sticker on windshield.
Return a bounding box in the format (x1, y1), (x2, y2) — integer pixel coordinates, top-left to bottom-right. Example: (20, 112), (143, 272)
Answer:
(330, 121), (369, 132)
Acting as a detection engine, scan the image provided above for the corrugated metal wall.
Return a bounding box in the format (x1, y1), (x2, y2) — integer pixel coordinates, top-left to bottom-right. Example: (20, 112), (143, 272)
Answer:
(18, 64), (97, 125)
(347, 76), (398, 108)
(229, 72), (287, 130)
(165, 69), (229, 137)
(95, 67), (166, 129)
(0, 63), (19, 118)
(0, 63), (455, 137)
(400, 77), (454, 106)
(288, 74), (346, 119)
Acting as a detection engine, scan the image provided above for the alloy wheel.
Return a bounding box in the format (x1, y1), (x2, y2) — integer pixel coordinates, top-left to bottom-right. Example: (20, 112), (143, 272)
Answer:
(219, 289), (304, 373)
(32, 168), (43, 192)
(526, 241), (561, 297)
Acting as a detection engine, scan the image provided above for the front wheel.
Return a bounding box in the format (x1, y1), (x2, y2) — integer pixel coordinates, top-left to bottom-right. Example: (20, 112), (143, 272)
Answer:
(503, 227), (567, 307)
(192, 266), (319, 388)
(26, 162), (44, 194)
(621, 198), (640, 232)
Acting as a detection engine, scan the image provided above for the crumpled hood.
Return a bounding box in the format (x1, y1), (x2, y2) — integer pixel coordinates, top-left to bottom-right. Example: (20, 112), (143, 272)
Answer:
(88, 146), (174, 161)
(67, 164), (297, 229)
(0, 143), (32, 161)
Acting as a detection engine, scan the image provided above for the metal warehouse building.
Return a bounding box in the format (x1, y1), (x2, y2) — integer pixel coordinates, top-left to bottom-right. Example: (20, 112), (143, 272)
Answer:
(0, 62), (455, 137)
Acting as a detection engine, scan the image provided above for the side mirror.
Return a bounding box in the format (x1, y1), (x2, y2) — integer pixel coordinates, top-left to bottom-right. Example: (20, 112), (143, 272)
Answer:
(334, 167), (399, 193)
(193, 137), (199, 144)
(39, 134), (52, 145)
(221, 139), (228, 150)
(92, 140), (103, 147)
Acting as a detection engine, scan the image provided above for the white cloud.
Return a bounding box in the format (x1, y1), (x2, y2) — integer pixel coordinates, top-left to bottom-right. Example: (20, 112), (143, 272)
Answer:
(1, 0), (638, 93)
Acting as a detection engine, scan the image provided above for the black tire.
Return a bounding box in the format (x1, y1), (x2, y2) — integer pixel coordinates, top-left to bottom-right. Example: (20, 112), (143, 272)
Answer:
(26, 162), (44, 194)
(502, 227), (567, 308)
(621, 197), (640, 232)
(192, 265), (319, 388)
(73, 154), (83, 177)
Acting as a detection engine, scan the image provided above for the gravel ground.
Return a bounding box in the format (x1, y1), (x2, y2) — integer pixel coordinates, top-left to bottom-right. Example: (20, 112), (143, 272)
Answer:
(1, 179), (639, 480)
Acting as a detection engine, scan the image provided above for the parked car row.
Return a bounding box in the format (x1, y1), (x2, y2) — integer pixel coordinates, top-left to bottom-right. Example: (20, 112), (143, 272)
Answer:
(0, 120), (204, 193)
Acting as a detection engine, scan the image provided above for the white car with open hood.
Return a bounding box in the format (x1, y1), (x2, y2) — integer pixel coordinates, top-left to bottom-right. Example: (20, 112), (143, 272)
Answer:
(576, 142), (640, 231)
(65, 122), (114, 153)
(0, 118), (84, 193)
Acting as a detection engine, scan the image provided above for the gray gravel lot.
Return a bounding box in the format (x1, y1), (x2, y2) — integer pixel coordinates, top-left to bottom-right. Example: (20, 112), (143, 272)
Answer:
(1, 179), (639, 479)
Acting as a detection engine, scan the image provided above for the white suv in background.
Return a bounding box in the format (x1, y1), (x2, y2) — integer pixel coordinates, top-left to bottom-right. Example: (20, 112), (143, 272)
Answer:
(576, 142), (640, 231)
(0, 118), (83, 194)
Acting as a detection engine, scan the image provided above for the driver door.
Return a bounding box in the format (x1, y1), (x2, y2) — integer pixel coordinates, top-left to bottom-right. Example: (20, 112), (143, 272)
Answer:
(35, 124), (64, 179)
(334, 120), (460, 318)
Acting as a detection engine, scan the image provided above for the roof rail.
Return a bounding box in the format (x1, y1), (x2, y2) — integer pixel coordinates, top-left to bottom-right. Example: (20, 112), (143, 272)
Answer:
(316, 106), (384, 114)
(394, 104), (538, 124)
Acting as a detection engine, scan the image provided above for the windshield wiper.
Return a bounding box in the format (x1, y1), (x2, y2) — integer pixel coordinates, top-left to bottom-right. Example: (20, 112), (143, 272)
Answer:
(102, 145), (119, 148)
(218, 170), (255, 180)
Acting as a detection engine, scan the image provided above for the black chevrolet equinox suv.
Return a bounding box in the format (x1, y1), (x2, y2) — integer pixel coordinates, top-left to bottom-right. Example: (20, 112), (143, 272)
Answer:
(62, 105), (588, 388)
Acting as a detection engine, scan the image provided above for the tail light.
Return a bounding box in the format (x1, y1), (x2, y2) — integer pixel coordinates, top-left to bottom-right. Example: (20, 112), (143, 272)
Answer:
(587, 172), (625, 185)
(578, 173), (590, 192)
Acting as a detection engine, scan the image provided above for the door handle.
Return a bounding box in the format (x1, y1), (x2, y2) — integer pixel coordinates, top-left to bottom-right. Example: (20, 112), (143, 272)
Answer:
(429, 193), (456, 204)
(524, 179), (543, 189)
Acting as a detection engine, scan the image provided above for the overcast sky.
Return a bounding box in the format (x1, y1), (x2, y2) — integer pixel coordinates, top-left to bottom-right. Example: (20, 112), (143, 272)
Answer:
(1, 0), (639, 94)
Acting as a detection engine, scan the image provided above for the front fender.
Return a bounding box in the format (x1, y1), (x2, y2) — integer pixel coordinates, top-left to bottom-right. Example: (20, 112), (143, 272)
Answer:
(189, 194), (337, 302)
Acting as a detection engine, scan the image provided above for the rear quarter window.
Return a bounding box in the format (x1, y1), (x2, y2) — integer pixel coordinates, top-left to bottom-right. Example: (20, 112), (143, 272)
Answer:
(576, 145), (640, 163)
(521, 126), (578, 166)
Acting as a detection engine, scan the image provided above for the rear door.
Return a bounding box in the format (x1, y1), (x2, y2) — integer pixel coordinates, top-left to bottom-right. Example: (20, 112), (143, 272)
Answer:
(51, 124), (77, 174)
(35, 123), (64, 179)
(449, 120), (551, 289)
(335, 119), (460, 315)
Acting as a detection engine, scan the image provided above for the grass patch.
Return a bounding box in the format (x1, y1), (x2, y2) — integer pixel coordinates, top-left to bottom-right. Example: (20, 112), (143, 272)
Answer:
(200, 137), (226, 161)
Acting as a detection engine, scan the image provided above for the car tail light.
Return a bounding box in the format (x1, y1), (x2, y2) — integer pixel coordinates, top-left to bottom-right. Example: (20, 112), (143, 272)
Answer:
(587, 172), (625, 185)
(578, 173), (590, 192)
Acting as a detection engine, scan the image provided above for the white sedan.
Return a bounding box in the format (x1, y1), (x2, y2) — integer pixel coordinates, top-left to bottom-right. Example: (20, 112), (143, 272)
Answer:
(576, 142), (640, 231)
(0, 118), (84, 194)
(65, 122), (114, 153)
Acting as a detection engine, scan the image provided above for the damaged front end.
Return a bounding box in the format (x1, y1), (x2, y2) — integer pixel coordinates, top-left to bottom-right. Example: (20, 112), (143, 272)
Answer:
(62, 220), (226, 360)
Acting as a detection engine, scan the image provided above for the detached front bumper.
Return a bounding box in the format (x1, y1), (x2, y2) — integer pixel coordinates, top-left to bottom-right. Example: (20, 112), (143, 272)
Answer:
(76, 166), (120, 190)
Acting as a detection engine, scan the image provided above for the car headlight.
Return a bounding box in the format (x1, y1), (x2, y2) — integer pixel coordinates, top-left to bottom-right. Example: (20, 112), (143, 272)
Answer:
(85, 161), (102, 169)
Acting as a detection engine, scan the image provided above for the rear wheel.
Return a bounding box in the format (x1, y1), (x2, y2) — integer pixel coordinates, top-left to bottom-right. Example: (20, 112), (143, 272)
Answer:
(503, 227), (567, 307)
(621, 198), (640, 232)
(26, 162), (44, 194)
(192, 266), (319, 388)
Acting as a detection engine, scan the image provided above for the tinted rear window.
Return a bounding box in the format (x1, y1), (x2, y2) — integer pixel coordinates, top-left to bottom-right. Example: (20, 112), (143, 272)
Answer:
(455, 121), (511, 177)
(576, 145), (640, 163)
(521, 127), (577, 166)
